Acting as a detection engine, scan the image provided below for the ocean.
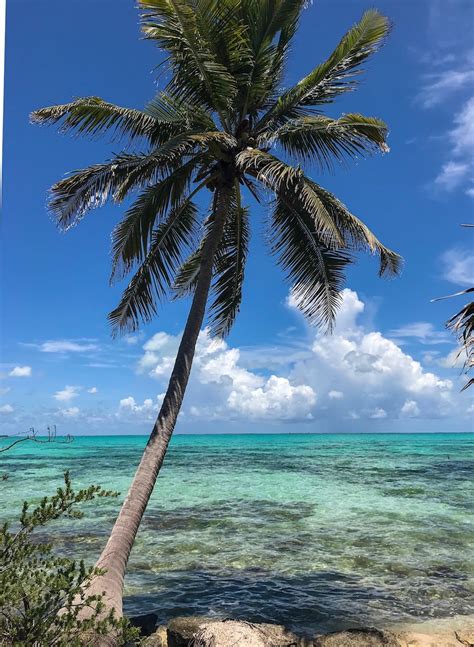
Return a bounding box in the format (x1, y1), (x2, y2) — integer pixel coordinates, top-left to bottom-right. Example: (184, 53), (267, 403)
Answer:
(1, 433), (473, 635)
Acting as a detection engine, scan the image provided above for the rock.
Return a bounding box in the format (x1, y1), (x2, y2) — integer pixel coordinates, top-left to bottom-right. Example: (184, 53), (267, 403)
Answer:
(142, 625), (168, 647)
(313, 627), (400, 647)
(194, 620), (305, 646)
(129, 612), (158, 637)
(167, 616), (213, 647)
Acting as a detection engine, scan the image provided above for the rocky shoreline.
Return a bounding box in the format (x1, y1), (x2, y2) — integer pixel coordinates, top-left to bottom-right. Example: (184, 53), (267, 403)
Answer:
(131, 615), (474, 647)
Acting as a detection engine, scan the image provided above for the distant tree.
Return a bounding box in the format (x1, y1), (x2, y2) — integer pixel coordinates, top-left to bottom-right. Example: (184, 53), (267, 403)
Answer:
(31, 0), (401, 622)
(0, 472), (138, 646)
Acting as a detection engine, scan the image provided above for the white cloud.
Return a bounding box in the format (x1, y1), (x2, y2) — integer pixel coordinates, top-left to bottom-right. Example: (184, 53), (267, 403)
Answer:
(434, 160), (470, 191)
(61, 407), (80, 418)
(118, 394), (164, 421)
(138, 330), (315, 421)
(437, 97), (474, 195)
(87, 387), (98, 394)
(38, 340), (98, 353)
(442, 248), (474, 286)
(418, 49), (474, 195)
(388, 322), (449, 345)
(419, 68), (474, 108)
(0, 404), (14, 414)
(401, 399), (420, 418)
(227, 375), (315, 420)
(123, 335), (140, 346)
(0, 387), (11, 396)
(369, 408), (387, 419)
(9, 366), (32, 377)
(290, 290), (454, 421)
(54, 385), (81, 402)
(135, 290), (459, 424)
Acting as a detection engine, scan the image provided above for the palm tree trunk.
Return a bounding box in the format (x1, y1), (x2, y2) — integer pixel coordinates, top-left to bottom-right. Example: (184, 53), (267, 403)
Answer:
(86, 186), (231, 619)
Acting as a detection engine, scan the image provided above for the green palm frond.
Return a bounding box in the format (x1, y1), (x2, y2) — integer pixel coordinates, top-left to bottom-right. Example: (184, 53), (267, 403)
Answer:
(108, 199), (199, 334)
(268, 114), (389, 170)
(30, 97), (160, 142)
(447, 298), (474, 391)
(50, 131), (235, 229)
(209, 187), (250, 337)
(433, 286), (474, 391)
(172, 244), (203, 298)
(110, 157), (202, 282)
(140, 0), (238, 124)
(255, 9), (390, 133)
(34, 1), (400, 339)
(238, 0), (305, 117)
(145, 92), (217, 142)
(306, 180), (402, 277)
(49, 154), (156, 231)
(236, 148), (343, 245)
(271, 197), (353, 331)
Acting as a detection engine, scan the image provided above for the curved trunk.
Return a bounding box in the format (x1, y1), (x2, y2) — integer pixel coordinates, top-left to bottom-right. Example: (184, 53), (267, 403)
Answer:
(86, 186), (231, 619)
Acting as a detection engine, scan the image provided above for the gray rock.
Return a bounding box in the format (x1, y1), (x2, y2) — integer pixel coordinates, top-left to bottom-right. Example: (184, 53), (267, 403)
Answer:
(167, 616), (212, 647)
(313, 627), (400, 647)
(194, 620), (305, 646)
(142, 625), (168, 647)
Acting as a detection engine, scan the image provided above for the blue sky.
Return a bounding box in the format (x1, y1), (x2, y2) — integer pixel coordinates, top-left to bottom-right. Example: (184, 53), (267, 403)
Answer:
(1, 0), (473, 435)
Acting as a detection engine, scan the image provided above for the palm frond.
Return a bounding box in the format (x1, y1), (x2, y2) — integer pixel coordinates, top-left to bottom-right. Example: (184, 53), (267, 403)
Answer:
(139, 0), (237, 123)
(144, 91), (217, 143)
(209, 186), (250, 337)
(238, 0), (305, 117)
(446, 294), (474, 391)
(108, 199), (199, 335)
(255, 9), (390, 132)
(271, 196), (352, 331)
(236, 148), (344, 245)
(306, 180), (402, 277)
(173, 244), (204, 298)
(110, 157), (202, 282)
(49, 154), (156, 231)
(268, 113), (389, 170)
(50, 131), (234, 229)
(30, 97), (160, 143)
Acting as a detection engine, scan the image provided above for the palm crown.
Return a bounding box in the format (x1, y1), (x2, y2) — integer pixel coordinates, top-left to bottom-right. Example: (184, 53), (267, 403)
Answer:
(31, 0), (401, 338)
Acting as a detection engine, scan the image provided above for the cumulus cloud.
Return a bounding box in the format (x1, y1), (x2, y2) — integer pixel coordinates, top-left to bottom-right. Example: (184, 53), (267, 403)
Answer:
(401, 399), (421, 418)
(87, 387), (98, 394)
(123, 335), (140, 346)
(0, 404), (14, 414)
(138, 330), (316, 421)
(118, 394), (164, 421)
(288, 290), (453, 421)
(54, 385), (81, 402)
(134, 290), (458, 424)
(369, 408), (387, 419)
(9, 366), (32, 377)
(441, 248), (474, 286)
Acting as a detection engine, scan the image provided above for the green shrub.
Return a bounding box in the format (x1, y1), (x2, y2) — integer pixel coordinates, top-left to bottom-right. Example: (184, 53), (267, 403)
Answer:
(0, 472), (139, 646)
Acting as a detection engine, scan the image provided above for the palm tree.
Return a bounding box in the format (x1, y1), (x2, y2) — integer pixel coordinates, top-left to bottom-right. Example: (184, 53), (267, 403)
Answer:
(31, 0), (401, 621)
(432, 225), (473, 391)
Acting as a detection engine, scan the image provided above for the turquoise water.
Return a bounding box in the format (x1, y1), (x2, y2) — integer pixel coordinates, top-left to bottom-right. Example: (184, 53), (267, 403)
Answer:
(1, 433), (473, 634)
